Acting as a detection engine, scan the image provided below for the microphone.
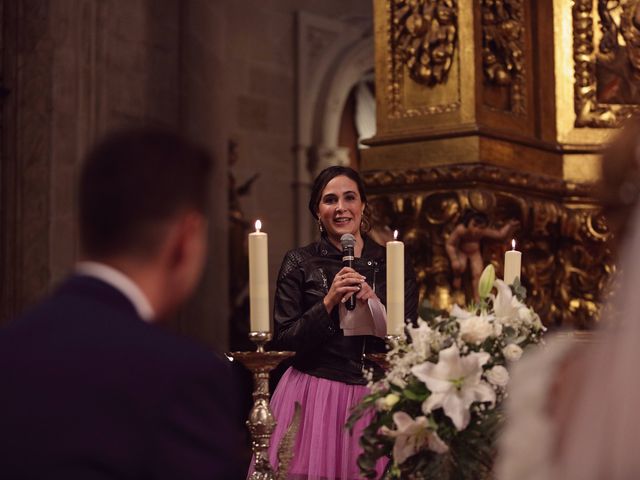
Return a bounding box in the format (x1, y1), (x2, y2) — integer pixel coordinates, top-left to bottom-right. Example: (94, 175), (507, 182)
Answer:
(340, 233), (357, 311)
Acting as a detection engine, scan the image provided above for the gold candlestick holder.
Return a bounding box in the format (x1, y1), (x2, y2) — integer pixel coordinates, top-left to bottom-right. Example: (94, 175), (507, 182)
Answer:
(231, 331), (294, 480)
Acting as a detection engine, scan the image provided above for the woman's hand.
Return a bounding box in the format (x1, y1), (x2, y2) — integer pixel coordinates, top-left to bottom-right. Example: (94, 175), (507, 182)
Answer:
(354, 280), (379, 304)
(323, 267), (366, 313)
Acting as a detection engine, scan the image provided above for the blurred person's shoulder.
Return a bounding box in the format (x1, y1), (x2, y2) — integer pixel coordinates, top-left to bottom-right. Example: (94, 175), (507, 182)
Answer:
(495, 334), (580, 480)
(0, 274), (230, 379)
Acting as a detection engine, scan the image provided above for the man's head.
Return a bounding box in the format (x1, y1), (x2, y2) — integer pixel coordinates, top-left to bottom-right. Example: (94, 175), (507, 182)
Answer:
(79, 128), (212, 317)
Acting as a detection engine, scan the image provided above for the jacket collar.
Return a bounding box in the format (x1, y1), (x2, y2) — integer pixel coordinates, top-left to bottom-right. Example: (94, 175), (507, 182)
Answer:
(75, 262), (154, 322)
(56, 274), (143, 322)
(317, 234), (384, 260)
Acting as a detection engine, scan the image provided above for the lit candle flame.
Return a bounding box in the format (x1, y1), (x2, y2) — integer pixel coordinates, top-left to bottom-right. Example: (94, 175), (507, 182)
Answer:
(393, 230), (399, 240)
(255, 220), (262, 232)
(511, 239), (516, 250)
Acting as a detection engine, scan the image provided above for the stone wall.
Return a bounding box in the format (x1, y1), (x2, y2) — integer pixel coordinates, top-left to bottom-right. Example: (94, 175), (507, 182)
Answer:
(221, 0), (372, 314)
(0, 0), (372, 351)
(1, 0), (185, 329)
(178, 0), (231, 349)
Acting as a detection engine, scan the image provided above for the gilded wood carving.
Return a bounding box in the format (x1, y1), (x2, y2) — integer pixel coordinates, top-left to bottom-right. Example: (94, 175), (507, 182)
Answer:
(386, 0), (460, 118)
(365, 165), (613, 329)
(574, 0), (640, 127)
(393, 0), (458, 85)
(481, 0), (527, 114)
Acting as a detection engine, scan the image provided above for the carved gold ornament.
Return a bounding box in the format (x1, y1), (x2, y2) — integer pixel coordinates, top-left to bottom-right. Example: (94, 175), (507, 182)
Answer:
(365, 165), (613, 329)
(481, 0), (526, 114)
(392, 0), (458, 86)
(574, 0), (640, 127)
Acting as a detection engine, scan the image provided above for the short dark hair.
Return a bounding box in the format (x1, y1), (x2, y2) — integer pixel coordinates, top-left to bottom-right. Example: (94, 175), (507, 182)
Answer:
(308, 166), (368, 220)
(79, 128), (212, 259)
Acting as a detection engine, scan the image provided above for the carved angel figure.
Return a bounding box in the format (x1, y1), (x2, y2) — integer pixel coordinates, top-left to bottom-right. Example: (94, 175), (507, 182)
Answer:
(445, 210), (519, 300)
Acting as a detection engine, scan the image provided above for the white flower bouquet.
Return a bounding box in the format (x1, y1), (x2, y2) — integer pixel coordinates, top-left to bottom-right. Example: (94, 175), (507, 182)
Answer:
(347, 265), (545, 479)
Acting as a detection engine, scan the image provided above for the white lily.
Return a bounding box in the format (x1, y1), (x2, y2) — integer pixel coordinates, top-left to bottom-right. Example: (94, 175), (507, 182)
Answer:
(478, 264), (496, 299)
(493, 279), (528, 327)
(411, 344), (496, 430)
(380, 411), (449, 464)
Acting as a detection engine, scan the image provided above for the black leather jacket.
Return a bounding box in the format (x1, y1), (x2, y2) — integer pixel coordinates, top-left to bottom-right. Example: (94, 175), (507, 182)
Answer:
(272, 235), (418, 385)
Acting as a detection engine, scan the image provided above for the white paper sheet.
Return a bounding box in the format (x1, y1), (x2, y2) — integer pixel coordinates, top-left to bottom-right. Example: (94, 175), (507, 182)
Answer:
(339, 298), (387, 337)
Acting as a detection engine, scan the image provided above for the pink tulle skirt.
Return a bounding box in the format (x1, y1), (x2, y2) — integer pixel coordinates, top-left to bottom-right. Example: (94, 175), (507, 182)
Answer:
(248, 367), (387, 480)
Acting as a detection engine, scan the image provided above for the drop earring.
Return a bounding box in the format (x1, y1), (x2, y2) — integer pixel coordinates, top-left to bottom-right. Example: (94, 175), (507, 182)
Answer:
(360, 212), (370, 232)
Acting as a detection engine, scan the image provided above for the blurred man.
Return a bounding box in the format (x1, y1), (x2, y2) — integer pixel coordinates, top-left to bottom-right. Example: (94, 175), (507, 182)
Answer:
(0, 129), (245, 479)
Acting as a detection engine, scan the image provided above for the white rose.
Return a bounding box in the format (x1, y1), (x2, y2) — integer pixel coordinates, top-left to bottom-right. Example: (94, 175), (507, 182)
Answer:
(459, 316), (494, 344)
(493, 322), (503, 337)
(486, 365), (510, 387)
(503, 343), (523, 362)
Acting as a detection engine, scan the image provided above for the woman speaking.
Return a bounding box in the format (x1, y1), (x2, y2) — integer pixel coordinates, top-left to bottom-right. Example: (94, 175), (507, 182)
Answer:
(261, 165), (418, 479)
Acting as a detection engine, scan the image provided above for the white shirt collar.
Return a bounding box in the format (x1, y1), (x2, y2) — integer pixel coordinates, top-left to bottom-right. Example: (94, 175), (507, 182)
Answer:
(75, 261), (155, 322)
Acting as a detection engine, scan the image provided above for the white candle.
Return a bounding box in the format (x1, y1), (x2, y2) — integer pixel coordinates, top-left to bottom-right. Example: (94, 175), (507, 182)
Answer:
(249, 220), (270, 332)
(386, 230), (405, 336)
(504, 239), (522, 285)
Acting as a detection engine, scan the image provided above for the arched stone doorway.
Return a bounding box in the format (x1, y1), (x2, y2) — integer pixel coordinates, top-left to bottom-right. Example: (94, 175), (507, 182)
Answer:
(295, 11), (375, 246)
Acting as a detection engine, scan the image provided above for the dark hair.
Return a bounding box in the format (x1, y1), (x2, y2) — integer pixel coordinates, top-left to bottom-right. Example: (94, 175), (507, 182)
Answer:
(308, 166), (368, 220)
(79, 128), (212, 259)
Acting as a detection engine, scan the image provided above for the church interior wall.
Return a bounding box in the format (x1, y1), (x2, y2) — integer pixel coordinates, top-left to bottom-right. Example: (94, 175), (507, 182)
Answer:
(0, 0), (373, 352)
(212, 0), (372, 348)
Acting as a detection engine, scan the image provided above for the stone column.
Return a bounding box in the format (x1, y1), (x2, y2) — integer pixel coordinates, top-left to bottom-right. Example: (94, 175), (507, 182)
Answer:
(362, 0), (627, 328)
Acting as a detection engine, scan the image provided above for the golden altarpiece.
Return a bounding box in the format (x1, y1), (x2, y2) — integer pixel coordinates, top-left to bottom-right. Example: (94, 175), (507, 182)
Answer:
(362, 0), (640, 329)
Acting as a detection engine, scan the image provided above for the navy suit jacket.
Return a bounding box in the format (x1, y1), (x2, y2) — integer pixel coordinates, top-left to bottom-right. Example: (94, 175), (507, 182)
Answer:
(0, 275), (246, 479)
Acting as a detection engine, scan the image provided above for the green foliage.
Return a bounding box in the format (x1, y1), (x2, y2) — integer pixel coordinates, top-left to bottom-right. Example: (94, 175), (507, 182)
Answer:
(350, 390), (505, 479)
(358, 408), (504, 480)
(346, 390), (384, 431)
(511, 277), (527, 301)
(402, 380), (428, 402)
(356, 412), (394, 478)
(417, 298), (447, 324)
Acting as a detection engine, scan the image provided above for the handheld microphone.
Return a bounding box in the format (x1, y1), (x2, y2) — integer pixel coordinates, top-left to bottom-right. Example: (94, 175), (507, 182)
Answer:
(340, 233), (357, 311)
